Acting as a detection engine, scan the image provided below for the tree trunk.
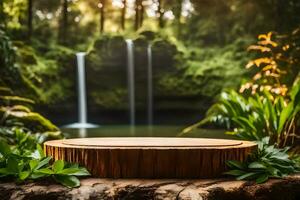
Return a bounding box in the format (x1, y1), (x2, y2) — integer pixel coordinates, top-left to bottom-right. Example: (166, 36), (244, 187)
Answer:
(99, 0), (106, 33)
(121, 0), (126, 30)
(134, 0), (140, 30)
(140, 2), (144, 28)
(173, 0), (182, 38)
(157, 0), (164, 28)
(59, 0), (68, 44)
(44, 138), (257, 178)
(28, 0), (33, 39)
(135, 0), (144, 30)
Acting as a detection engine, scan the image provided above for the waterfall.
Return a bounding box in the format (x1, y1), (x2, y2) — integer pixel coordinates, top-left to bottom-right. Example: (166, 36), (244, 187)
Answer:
(77, 52), (87, 124)
(64, 52), (98, 133)
(126, 39), (136, 126)
(147, 44), (153, 125)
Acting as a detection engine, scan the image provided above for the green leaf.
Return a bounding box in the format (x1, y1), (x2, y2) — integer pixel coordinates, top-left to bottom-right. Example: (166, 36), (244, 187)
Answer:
(53, 160), (64, 173)
(278, 102), (294, 134)
(66, 163), (79, 168)
(237, 172), (258, 180)
(29, 159), (39, 171)
(36, 157), (51, 170)
(248, 162), (267, 169)
(30, 172), (48, 179)
(226, 160), (245, 170)
(256, 174), (269, 183)
(35, 168), (54, 175)
(58, 167), (90, 176)
(224, 170), (245, 176)
(36, 144), (45, 158)
(19, 171), (30, 181)
(0, 140), (11, 156)
(290, 82), (300, 103)
(0, 168), (10, 176)
(54, 175), (80, 188)
(7, 157), (19, 174)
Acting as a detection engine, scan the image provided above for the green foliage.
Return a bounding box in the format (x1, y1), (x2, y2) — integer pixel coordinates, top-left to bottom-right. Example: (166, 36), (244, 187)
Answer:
(0, 128), (90, 187)
(0, 87), (89, 188)
(15, 42), (75, 104)
(0, 86), (61, 137)
(2, 0), (27, 30)
(183, 83), (300, 148)
(0, 28), (22, 87)
(225, 137), (300, 183)
(175, 38), (251, 97)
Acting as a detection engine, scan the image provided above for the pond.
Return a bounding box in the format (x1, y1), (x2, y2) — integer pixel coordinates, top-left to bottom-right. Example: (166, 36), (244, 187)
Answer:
(61, 125), (234, 139)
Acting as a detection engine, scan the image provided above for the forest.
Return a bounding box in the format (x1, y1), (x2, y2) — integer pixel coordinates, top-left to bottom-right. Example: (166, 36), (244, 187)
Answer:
(1, 0), (300, 190)
(1, 0), (300, 126)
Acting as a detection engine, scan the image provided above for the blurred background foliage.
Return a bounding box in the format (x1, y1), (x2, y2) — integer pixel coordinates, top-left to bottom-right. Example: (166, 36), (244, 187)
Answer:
(1, 0), (300, 125)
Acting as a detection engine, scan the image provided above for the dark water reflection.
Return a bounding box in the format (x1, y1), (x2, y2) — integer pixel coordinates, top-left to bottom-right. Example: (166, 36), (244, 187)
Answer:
(61, 125), (235, 140)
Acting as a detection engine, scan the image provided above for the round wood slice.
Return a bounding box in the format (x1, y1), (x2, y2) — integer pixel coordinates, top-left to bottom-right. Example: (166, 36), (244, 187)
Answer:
(44, 137), (257, 178)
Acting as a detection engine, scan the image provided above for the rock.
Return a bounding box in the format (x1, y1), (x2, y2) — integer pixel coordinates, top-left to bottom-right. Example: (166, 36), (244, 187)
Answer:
(178, 188), (203, 200)
(154, 183), (185, 200)
(0, 174), (299, 200)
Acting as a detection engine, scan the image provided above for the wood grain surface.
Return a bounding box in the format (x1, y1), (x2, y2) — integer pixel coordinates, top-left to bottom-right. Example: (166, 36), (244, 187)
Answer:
(44, 137), (257, 178)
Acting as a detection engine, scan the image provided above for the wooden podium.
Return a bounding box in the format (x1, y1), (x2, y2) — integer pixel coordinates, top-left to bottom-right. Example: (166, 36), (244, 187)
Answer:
(44, 137), (257, 178)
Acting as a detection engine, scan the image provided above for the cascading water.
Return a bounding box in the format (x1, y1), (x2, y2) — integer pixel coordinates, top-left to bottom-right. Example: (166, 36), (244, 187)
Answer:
(77, 52), (87, 125)
(64, 52), (98, 136)
(147, 44), (153, 125)
(126, 39), (136, 126)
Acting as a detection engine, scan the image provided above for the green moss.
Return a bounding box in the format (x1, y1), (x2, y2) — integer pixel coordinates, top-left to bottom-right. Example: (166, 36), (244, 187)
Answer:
(12, 42), (75, 104)
(0, 107), (59, 133)
(0, 95), (34, 106)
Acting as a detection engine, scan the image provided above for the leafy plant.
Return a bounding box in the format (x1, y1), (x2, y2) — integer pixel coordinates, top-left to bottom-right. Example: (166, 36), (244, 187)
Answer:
(183, 82), (300, 148)
(0, 87), (89, 188)
(225, 137), (300, 183)
(240, 30), (300, 96)
(0, 128), (90, 187)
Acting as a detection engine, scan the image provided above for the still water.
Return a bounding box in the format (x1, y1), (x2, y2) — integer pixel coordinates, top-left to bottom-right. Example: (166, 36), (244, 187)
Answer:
(61, 125), (235, 139)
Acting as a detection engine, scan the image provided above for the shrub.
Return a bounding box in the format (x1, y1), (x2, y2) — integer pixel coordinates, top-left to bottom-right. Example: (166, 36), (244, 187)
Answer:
(183, 82), (300, 148)
(0, 87), (90, 187)
(0, 128), (90, 187)
(225, 137), (300, 183)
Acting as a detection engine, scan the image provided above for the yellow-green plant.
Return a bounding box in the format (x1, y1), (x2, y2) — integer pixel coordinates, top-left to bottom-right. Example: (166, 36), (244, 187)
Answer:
(240, 29), (300, 96)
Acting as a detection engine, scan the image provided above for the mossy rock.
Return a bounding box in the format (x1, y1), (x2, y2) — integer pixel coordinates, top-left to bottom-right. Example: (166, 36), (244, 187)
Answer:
(0, 107), (59, 133)
(139, 31), (157, 40)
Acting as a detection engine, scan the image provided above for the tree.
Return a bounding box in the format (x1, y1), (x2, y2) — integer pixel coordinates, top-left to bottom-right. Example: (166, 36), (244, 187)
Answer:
(27, 0), (33, 39)
(59, 0), (68, 43)
(172, 0), (183, 37)
(99, 0), (106, 33)
(157, 0), (165, 28)
(121, 0), (126, 30)
(140, 0), (144, 27)
(134, 0), (140, 30)
(134, 0), (144, 30)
